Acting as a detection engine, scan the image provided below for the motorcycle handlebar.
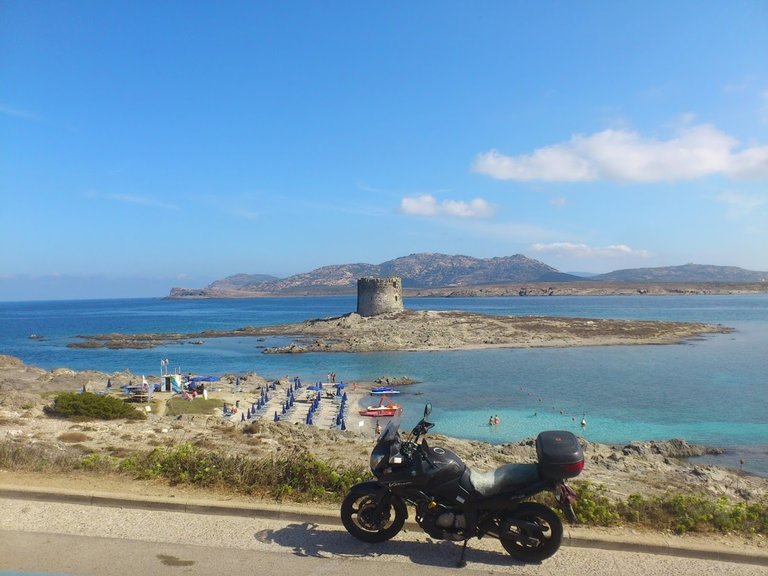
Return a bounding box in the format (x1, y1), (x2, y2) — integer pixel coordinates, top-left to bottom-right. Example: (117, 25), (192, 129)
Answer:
(410, 419), (434, 440)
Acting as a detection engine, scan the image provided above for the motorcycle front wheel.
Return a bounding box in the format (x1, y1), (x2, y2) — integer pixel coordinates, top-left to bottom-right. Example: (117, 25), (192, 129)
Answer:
(499, 502), (563, 562)
(340, 489), (407, 543)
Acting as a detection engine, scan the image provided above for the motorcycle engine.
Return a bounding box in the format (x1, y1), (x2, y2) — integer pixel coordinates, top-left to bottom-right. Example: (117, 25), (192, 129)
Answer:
(416, 501), (467, 542)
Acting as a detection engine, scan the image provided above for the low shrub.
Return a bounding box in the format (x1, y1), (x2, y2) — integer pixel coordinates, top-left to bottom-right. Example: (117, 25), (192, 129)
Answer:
(614, 492), (768, 534)
(46, 392), (146, 421)
(117, 443), (369, 502)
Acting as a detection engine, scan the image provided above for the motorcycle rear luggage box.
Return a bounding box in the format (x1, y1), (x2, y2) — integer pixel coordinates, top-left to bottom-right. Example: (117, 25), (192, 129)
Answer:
(536, 430), (584, 480)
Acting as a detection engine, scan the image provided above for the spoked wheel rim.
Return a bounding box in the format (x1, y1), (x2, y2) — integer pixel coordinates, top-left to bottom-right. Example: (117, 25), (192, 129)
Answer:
(349, 494), (396, 532)
(340, 490), (407, 543)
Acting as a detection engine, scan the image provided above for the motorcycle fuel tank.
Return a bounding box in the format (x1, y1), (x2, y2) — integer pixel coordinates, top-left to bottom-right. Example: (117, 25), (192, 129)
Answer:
(420, 445), (474, 503)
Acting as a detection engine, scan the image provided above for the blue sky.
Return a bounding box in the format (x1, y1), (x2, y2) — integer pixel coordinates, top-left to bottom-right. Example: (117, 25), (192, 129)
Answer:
(2, 1), (767, 300)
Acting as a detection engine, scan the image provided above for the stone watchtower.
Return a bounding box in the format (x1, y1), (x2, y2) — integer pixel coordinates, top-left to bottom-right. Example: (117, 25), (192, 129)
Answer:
(356, 276), (404, 317)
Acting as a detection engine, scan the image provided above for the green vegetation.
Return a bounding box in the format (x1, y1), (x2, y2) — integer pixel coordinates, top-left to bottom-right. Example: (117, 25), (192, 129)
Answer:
(165, 398), (222, 416)
(548, 481), (768, 535)
(45, 392), (146, 421)
(117, 443), (368, 501)
(1, 438), (765, 535)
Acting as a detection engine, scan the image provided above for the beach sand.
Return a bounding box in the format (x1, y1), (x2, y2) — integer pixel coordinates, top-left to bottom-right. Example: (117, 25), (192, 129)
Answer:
(1, 354), (766, 510)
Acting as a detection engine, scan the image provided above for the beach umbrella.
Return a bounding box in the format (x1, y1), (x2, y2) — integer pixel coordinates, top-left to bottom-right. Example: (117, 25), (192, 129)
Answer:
(281, 404), (286, 415)
(340, 419), (346, 431)
(307, 385), (322, 392)
(236, 376), (240, 387)
(342, 392), (348, 402)
(274, 411), (279, 422)
(241, 413), (245, 422)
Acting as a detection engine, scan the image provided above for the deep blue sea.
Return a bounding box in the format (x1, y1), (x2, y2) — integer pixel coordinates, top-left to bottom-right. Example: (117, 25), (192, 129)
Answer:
(1, 294), (766, 476)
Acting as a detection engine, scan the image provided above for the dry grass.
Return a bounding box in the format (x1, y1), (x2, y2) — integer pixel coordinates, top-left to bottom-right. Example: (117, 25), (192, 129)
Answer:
(57, 432), (91, 443)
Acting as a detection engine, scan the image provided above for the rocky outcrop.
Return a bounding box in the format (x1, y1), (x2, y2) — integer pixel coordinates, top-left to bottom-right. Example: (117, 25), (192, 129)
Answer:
(66, 310), (733, 352)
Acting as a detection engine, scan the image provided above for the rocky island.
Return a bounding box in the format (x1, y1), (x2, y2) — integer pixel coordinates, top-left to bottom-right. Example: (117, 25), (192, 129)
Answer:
(67, 310), (732, 351)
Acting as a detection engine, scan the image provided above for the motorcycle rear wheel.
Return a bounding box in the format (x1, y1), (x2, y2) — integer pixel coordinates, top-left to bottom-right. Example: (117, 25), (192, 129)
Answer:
(499, 502), (563, 562)
(341, 490), (407, 543)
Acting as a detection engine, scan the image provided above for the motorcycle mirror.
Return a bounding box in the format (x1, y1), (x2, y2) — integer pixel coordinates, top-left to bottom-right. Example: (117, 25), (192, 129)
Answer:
(423, 403), (432, 417)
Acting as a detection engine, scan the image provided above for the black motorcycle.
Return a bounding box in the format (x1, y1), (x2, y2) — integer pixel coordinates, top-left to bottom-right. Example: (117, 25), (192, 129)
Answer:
(340, 403), (584, 565)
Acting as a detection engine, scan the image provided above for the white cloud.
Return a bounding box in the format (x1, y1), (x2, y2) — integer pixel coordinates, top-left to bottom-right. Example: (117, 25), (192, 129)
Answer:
(0, 103), (42, 121)
(84, 191), (179, 211)
(231, 208), (262, 220)
(399, 194), (495, 218)
(473, 124), (768, 182)
(530, 242), (652, 259)
(714, 190), (767, 220)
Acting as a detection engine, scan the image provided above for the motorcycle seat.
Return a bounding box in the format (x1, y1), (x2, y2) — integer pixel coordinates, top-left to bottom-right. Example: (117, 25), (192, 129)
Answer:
(469, 463), (540, 497)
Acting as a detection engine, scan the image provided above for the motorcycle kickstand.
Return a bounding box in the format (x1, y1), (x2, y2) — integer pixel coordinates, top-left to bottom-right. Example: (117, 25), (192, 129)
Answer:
(456, 539), (469, 568)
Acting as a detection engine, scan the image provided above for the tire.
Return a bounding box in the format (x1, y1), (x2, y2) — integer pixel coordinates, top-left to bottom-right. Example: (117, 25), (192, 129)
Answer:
(499, 502), (563, 562)
(340, 488), (407, 543)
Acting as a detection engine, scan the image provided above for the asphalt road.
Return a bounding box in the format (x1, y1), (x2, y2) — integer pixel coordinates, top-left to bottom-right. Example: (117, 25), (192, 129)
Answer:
(1, 497), (766, 576)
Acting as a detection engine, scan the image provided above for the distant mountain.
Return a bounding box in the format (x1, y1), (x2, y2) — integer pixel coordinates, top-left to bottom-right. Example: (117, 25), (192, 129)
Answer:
(377, 253), (578, 287)
(168, 258), (768, 298)
(208, 273), (280, 291)
(592, 264), (768, 283)
(169, 253), (580, 297)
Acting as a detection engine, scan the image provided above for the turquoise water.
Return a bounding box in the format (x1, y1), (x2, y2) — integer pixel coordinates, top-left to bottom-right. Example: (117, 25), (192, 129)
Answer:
(1, 294), (766, 475)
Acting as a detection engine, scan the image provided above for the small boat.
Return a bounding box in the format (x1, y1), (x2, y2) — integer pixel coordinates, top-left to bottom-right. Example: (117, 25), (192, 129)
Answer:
(359, 407), (399, 417)
(359, 396), (402, 417)
(370, 387), (401, 395)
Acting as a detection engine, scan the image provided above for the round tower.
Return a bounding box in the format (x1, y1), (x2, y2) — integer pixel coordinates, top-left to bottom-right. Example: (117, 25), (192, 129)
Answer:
(356, 276), (404, 317)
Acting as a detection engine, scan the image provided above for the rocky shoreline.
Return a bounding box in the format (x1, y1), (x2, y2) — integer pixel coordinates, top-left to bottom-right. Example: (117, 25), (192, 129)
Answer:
(0, 354), (765, 505)
(66, 309), (732, 351)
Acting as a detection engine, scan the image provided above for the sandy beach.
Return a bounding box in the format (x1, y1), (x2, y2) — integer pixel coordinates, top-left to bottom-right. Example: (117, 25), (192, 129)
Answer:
(1, 354), (766, 512)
